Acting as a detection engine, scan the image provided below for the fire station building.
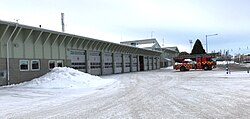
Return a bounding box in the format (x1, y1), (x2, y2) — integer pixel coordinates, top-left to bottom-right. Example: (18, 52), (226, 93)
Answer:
(0, 20), (161, 86)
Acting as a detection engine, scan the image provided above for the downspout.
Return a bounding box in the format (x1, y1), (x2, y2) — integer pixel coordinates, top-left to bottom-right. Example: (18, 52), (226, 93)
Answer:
(7, 23), (18, 85)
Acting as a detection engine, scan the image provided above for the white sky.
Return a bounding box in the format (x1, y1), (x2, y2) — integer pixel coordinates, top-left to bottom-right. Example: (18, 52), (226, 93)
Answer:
(1, 0), (250, 53)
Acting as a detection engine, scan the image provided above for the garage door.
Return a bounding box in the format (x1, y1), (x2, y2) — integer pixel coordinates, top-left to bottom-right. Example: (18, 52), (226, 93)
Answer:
(70, 50), (86, 72)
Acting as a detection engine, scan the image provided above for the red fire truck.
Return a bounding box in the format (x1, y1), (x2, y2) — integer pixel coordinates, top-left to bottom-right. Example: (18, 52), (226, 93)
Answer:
(174, 54), (217, 71)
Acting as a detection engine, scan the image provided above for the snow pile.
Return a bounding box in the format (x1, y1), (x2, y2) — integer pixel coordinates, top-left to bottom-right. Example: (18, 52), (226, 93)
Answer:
(216, 61), (235, 65)
(19, 67), (116, 89)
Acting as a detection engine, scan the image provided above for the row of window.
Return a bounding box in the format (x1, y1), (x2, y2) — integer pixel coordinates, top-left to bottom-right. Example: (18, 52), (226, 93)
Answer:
(91, 66), (101, 69)
(19, 60), (64, 71)
(104, 66), (113, 68)
(19, 59), (158, 71)
(48, 60), (64, 69)
(71, 62), (85, 70)
(72, 62), (85, 65)
(90, 62), (101, 69)
(104, 63), (112, 65)
(125, 62), (131, 67)
(72, 66), (86, 69)
(20, 60), (40, 71)
(104, 63), (113, 68)
(116, 63), (122, 68)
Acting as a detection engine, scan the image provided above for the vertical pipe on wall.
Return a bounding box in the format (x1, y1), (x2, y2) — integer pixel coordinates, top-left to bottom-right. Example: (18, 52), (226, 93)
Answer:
(7, 24), (18, 85)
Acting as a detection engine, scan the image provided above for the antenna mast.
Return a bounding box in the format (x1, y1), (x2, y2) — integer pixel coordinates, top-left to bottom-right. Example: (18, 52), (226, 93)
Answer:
(61, 13), (65, 32)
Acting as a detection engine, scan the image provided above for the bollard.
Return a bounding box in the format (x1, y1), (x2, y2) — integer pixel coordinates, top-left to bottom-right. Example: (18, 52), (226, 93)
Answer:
(226, 68), (229, 74)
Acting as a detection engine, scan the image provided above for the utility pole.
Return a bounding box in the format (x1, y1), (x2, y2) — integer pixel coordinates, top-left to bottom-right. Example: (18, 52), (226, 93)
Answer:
(151, 31), (154, 38)
(205, 33), (218, 53)
(189, 39), (193, 51)
(162, 38), (164, 47)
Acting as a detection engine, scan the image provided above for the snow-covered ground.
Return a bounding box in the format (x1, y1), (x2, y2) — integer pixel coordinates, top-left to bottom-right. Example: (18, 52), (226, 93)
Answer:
(216, 61), (236, 65)
(0, 67), (118, 118)
(0, 67), (250, 118)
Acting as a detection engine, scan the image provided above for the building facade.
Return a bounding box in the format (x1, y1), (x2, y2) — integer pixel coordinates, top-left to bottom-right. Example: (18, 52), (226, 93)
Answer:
(159, 47), (179, 67)
(0, 20), (161, 86)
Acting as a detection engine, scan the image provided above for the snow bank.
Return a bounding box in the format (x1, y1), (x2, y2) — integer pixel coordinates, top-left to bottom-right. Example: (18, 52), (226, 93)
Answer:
(19, 67), (116, 89)
(216, 61), (235, 65)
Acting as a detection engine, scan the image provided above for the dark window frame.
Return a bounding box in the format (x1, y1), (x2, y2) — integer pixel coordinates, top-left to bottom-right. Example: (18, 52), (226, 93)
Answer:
(19, 60), (29, 71)
(31, 60), (40, 71)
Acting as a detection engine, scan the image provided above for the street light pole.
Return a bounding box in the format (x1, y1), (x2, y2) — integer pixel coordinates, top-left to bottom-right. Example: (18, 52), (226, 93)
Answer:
(205, 34), (218, 53)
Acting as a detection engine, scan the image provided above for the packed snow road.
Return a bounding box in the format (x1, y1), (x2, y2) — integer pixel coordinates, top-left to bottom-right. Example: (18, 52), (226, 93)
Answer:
(1, 66), (250, 119)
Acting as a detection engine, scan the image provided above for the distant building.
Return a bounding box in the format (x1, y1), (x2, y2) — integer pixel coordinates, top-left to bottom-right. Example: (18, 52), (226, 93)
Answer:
(243, 54), (250, 63)
(120, 38), (161, 51)
(121, 39), (179, 67)
(158, 47), (179, 67)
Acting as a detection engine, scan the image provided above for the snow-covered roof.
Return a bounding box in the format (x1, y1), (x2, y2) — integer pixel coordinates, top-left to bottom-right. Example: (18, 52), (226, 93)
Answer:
(137, 43), (155, 48)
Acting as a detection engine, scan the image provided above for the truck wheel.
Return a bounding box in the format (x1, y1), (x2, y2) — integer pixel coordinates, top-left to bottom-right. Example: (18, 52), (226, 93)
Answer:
(180, 66), (186, 71)
(203, 65), (209, 70)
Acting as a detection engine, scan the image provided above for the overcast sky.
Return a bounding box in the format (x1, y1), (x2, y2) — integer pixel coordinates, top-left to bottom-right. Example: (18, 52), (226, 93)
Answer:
(1, 0), (250, 54)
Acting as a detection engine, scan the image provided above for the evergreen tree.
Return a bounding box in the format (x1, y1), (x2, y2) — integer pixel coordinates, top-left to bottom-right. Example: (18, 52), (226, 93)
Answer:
(190, 39), (206, 55)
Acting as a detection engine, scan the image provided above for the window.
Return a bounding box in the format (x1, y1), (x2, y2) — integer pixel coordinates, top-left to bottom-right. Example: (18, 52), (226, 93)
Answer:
(90, 62), (101, 69)
(49, 60), (64, 69)
(20, 60), (29, 71)
(31, 60), (40, 71)
(49, 60), (56, 69)
(57, 60), (63, 67)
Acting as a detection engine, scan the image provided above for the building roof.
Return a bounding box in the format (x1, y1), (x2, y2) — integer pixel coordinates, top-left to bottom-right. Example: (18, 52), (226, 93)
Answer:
(137, 43), (155, 48)
(120, 38), (161, 50)
(120, 38), (158, 44)
(0, 20), (162, 56)
(162, 46), (179, 53)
